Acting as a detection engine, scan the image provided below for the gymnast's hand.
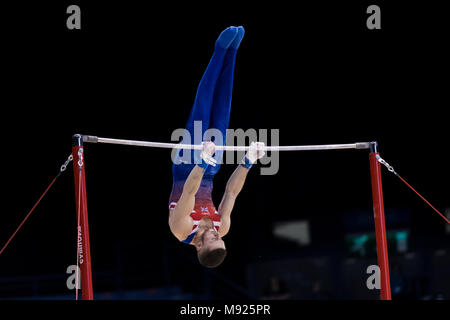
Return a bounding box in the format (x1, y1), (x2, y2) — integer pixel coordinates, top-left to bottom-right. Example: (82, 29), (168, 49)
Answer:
(244, 141), (266, 165)
(200, 141), (217, 167)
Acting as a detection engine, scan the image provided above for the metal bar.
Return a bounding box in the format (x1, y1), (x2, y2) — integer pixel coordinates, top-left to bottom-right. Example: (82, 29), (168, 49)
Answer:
(72, 135), (94, 300)
(369, 142), (392, 300)
(82, 135), (370, 152)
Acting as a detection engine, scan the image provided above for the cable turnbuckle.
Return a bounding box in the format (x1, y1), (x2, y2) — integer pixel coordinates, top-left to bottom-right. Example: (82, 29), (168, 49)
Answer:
(60, 154), (74, 173)
(77, 149), (84, 168)
(376, 154), (397, 175)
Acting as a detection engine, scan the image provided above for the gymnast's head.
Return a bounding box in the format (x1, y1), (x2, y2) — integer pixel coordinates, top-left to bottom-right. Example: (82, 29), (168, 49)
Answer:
(194, 227), (227, 268)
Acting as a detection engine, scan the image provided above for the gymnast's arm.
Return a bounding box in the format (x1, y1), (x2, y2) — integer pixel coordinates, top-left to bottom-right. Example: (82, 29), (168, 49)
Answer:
(217, 164), (250, 237)
(169, 141), (216, 240)
(169, 165), (205, 240)
(218, 142), (265, 237)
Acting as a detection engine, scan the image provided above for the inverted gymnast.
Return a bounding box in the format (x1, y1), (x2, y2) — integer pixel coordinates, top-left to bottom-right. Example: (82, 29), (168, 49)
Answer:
(168, 26), (265, 268)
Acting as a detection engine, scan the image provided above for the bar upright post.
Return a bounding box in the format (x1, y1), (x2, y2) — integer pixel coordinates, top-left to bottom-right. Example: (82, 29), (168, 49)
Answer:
(369, 141), (391, 300)
(72, 134), (94, 300)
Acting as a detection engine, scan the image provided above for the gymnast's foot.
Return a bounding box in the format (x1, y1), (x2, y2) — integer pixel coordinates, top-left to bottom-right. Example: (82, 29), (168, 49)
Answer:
(215, 26), (239, 49)
(230, 26), (245, 50)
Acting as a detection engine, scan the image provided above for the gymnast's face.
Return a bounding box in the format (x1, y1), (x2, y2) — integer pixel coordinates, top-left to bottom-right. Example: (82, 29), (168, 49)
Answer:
(200, 228), (225, 250)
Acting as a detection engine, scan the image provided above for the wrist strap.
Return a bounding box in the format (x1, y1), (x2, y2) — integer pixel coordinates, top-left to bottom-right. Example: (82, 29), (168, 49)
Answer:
(241, 156), (253, 169)
(197, 158), (210, 170)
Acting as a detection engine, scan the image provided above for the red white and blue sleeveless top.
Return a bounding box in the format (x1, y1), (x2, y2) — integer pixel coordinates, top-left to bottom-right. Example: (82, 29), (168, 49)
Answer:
(169, 201), (221, 244)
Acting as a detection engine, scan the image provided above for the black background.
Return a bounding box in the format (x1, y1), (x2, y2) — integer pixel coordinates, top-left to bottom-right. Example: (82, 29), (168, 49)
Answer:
(0, 0), (449, 301)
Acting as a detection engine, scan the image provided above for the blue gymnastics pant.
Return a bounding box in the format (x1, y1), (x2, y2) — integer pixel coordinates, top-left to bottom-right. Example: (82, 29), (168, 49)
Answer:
(172, 27), (244, 185)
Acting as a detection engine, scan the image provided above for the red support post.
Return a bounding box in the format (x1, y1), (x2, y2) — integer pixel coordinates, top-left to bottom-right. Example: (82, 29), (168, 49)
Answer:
(369, 142), (391, 300)
(72, 134), (94, 300)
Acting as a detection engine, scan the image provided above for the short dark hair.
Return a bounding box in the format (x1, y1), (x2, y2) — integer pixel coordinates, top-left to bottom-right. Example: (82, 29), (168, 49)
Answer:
(198, 248), (227, 268)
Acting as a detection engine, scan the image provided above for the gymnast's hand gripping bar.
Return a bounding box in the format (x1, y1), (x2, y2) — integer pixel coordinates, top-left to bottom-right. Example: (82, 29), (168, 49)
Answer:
(80, 135), (371, 151)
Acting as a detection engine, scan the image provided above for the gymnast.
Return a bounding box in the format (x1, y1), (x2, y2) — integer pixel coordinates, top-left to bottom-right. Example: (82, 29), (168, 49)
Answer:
(168, 26), (265, 268)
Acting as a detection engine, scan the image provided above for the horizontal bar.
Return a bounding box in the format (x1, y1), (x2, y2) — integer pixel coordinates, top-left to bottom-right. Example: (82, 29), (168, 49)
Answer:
(81, 135), (370, 152)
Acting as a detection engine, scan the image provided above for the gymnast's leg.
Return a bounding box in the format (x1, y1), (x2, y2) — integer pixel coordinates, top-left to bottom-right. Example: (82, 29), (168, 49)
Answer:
(170, 27), (239, 201)
(206, 26), (245, 176)
(182, 26), (239, 141)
